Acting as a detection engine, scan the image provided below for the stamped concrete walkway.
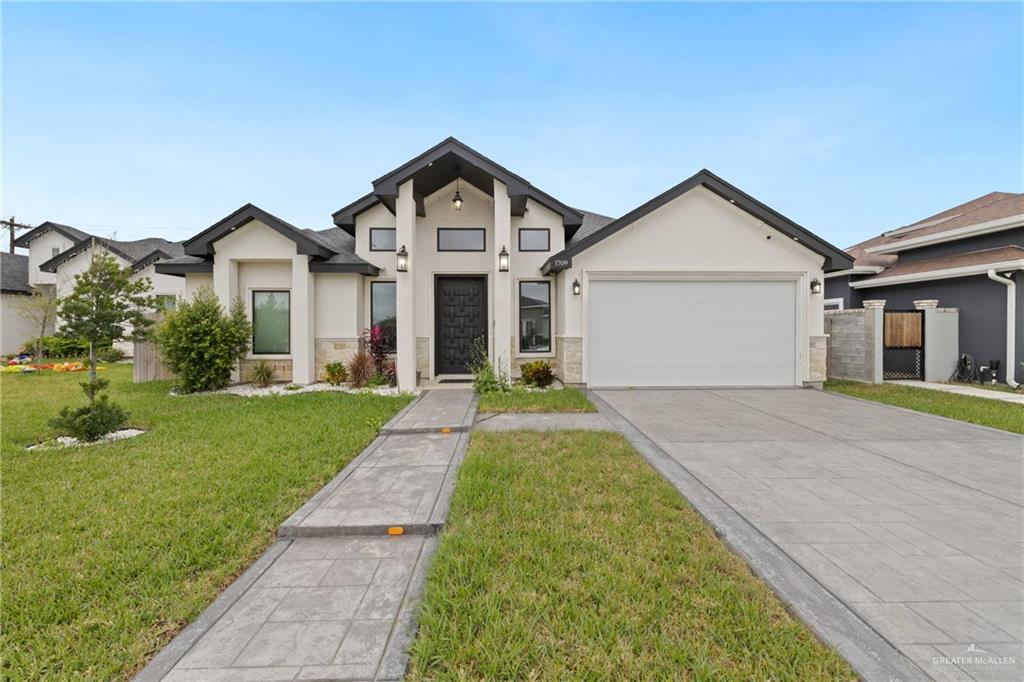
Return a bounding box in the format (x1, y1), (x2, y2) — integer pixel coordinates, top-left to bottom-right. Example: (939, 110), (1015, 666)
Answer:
(595, 388), (1023, 682)
(137, 390), (476, 682)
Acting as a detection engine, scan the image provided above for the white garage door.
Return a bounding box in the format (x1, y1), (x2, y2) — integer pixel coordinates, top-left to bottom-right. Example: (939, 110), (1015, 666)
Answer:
(587, 279), (797, 387)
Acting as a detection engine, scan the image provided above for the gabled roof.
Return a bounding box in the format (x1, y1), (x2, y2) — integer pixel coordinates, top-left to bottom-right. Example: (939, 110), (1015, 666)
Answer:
(849, 245), (1024, 288)
(183, 204), (335, 258)
(39, 236), (184, 273)
(1, 252), (31, 295)
(160, 206), (379, 277)
(333, 137), (584, 234)
(132, 241), (186, 272)
(542, 169), (854, 274)
(12, 221), (91, 248)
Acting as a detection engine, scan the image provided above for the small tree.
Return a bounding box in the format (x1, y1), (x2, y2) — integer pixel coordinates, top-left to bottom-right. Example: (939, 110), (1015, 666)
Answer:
(156, 286), (251, 393)
(11, 287), (59, 358)
(57, 252), (155, 390)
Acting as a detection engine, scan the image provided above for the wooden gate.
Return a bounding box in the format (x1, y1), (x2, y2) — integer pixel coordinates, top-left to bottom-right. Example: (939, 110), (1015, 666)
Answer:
(883, 310), (924, 380)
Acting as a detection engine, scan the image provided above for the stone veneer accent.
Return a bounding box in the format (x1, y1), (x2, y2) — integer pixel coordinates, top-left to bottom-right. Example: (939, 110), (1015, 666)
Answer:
(808, 335), (827, 385)
(239, 358), (293, 383)
(510, 336), (559, 378)
(314, 338), (359, 381)
(823, 309), (880, 383)
(555, 336), (583, 385)
(416, 338), (430, 380)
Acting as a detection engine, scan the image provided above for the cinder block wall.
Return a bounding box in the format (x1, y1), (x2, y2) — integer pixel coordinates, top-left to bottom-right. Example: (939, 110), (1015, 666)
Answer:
(824, 309), (881, 383)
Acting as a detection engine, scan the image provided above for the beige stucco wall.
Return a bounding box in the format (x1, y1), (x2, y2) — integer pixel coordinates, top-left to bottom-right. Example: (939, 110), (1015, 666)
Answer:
(559, 186), (826, 384)
(133, 263), (187, 300)
(185, 273), (213, 298)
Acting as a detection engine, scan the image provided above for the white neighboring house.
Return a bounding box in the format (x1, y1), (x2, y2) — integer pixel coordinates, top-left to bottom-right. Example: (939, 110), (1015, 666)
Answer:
(12, 224), (186, 356)
(1, 252), (37, 354)
(156, 137), (853, 390)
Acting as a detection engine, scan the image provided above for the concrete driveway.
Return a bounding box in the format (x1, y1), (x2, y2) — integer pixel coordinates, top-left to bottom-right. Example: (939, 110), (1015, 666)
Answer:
(595, 388), (1023, 682)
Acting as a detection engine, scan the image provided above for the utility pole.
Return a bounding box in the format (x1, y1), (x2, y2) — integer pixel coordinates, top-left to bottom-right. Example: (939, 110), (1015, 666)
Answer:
(1, 217), (33, 253)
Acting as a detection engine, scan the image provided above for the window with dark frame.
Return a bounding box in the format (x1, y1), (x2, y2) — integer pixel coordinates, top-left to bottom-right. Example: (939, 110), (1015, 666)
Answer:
(252, 290), (290, 354)
(518, 281), (551, 353)
(518, 228), (550, 252)
(369, 228), (396, 252)
(371, 281), (397, 353)
(437, 228), (485, 252)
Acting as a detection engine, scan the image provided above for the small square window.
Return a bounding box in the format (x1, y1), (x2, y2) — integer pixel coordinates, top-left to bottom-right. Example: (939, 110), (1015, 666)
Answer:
(518, 229), (550, 252)
(437, 228), (485, 252)
(51, 246), (61, 258)
(369, 228), (396, 251)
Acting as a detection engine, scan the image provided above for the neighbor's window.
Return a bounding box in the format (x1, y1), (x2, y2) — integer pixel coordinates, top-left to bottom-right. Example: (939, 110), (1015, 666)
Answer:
(369, 228), (396, 251)
(437, 228), (485, 252)
(519, 281), (551, 353)
(51, 246), (61, 258)
(518, 228), (550, 252)
(371, 281), (397, 352)
(252, 290), (290, 354)
(155, 294), (177, 312)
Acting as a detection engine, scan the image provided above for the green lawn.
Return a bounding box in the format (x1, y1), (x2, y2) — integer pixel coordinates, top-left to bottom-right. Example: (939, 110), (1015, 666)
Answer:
(826, 379), (1023, 434)
(0, 364), (411, 680)
(409, 431), (854, 680)
(477, 386), (596, 413)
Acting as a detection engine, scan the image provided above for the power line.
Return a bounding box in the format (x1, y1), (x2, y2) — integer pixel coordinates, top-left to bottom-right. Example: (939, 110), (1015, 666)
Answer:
(0, 217), (33, 253)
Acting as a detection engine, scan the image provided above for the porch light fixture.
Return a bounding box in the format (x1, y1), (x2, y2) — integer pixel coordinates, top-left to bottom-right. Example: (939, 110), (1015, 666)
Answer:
(396, 245), (409, 272)
(810, 278), (822, 294)
(452, 174), (463, 211)
(498, 246), (509, 272)
(572, 279), (581, 295)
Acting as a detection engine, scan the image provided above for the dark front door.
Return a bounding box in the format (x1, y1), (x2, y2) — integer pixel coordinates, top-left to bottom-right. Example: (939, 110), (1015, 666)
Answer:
(435, 276), (487, 374)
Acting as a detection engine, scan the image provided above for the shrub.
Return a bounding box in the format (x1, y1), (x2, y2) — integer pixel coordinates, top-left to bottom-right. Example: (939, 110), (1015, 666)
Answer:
(363, 325), (391, 374)
(519, 360), (555, 388)
(97, 346), (126, 363)
(249, 360), (275, 387)
(156, 287), (251, 393)
(468, 336), (509, 395)
(36, 335), (91, 358)
(347, 350), (374, 389)
(367, 372), (389, 388)
(49, 378), (129, 442)
(324, 361), (348, 385)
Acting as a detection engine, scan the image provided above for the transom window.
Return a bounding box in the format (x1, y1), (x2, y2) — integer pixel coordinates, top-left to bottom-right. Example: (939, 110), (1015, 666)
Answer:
(369, 228), (396, 251)
(371, 281), (397, 353)
(437, 228), (485, 252)
(252, 290), (290, 354)
(518, 228), (550, 252)
(519, 281), (551, 353)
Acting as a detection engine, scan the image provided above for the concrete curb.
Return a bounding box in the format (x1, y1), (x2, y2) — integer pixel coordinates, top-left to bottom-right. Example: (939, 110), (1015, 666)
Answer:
(133, 539), (292, 682)
(375, 535), (441, 681)
(588, 389), (930, 682)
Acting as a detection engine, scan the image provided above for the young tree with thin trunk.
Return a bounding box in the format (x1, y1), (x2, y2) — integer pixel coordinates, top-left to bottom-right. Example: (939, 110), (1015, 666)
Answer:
(11, 287), (59, 358)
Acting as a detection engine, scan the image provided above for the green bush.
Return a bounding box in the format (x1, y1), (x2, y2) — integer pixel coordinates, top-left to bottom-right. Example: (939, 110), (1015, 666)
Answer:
(469, 336), (509, 395)
(97, 346), (126, 363)
(249, 360), (275, 387)
(519, 360), (555, 388)
(36, 335), (92, 358)
(156, 287), (251, 393)
(324, 361), (348, 385)
(49, 378), (129, 442)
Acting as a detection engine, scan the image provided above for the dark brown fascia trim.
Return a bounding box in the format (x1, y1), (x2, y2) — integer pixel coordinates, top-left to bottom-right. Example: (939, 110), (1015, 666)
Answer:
(131, 249), (172, 273)
(154, 260), (214, 276)
(184, 204), (333, 258)
(1, 288), (32, 295)
(308, 261), (380, 276)
(13, 222), (88, 248)
(39, 237), (132, 273)
(332, 192), (382, 234)
(542, 170), (854, 275)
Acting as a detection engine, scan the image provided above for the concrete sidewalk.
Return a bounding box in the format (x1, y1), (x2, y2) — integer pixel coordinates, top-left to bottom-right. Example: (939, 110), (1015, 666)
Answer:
(890, 380), (1024, 405)
(137, 390), (477, 682)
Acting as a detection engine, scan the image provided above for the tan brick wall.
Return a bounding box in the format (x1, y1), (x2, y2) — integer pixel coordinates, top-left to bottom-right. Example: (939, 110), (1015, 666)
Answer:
(314, 338), (359, 381)
(240, 358), (293, 383)
(511, 335), (559, 378)
(555, 336), (583, 384)
(808, 335), (827, 384)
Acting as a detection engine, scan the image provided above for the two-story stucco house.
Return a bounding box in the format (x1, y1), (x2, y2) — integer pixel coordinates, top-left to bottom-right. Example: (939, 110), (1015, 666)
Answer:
(156, 137), (852, 390)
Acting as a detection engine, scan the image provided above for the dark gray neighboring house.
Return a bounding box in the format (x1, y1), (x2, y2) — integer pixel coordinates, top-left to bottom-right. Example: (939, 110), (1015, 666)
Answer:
(825, 192), (1024, 384)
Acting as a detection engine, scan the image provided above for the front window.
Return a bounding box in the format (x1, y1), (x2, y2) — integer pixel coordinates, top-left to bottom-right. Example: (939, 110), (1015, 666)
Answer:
(518, 228), (550, 252)
(519, 281), (551, 353)
(369, 228), (396, 251)
(371, 281), (397, 352)
(252, 290), (290, 354)
(437, 228), (485, 252)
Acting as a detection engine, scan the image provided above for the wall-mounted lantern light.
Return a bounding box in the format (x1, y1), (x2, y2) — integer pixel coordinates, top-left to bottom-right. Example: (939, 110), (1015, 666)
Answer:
(810, 278), (822, 294)
(452, 173), (463, 211)
(498, 246), (509, 272)
(572, 278), (581, 296)
(396, 245), (409, 272)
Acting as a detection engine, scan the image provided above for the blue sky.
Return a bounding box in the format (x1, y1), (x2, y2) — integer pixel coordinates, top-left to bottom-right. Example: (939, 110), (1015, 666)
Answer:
(3, 2), (1021, 250)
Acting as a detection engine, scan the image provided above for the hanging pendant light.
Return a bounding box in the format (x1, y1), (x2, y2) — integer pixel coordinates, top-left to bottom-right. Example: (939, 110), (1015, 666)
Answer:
(452, 170), (463, 211)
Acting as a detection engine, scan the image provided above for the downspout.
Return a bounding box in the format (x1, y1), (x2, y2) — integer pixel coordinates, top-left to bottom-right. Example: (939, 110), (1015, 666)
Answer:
(987, 269), (1019, 389)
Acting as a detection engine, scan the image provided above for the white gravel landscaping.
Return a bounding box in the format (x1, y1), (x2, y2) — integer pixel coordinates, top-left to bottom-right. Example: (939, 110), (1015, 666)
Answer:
(27, 429), (146, 451)
(197, 382), (412, 398)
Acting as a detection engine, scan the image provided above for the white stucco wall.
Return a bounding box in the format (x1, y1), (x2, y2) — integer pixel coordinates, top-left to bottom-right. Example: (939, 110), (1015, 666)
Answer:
(134, 263), (186, 300)
(314, 274), (362, 338)
(53, 245), (134, 300)
(185, 273), (213, 298)
(558, 186), (826, 383)
(1, 293), (37, 354)
(26, 231), (78, 287)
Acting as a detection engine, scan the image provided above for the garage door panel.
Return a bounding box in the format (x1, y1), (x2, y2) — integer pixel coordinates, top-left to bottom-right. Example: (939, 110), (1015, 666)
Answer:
(588, 279), (797, 387)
